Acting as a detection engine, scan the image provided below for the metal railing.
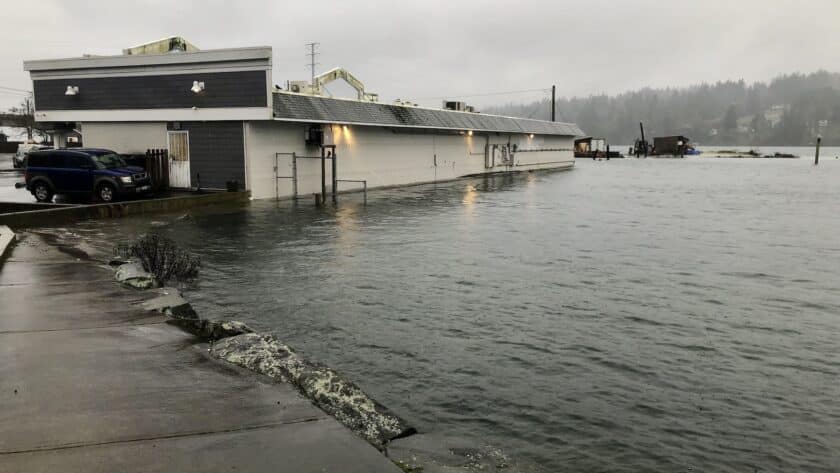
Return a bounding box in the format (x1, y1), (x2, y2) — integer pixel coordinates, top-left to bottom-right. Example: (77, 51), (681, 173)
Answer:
(274, 146), (346, 204)
(274, 152), (297, 200)
(336, 179), (368, 204)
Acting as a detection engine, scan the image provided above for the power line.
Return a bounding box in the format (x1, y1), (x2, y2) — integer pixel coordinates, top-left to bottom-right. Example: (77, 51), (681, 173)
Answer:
(305, 42), (320, 83)
(0, 85), (31, 94)
(0, 90), (31, 98)
(416, 87), (551, 100)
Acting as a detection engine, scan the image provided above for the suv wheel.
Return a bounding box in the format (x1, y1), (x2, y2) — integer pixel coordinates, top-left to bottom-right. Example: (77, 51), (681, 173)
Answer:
(97, 183), (116, 203)
(32, 182), (54, 203)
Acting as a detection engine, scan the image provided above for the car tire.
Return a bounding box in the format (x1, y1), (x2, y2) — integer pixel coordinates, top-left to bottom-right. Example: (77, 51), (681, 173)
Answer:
(97, 182), (117, 203)
(32, 182), (54, 203)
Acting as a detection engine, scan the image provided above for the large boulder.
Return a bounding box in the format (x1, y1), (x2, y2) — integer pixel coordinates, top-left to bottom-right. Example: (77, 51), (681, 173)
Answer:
(115, 262), (158, 289)
(198, 320), (253, 341)
(141, 288), (197, 319)
(211, 333), (416, 448)
(139, 288), (251, 340)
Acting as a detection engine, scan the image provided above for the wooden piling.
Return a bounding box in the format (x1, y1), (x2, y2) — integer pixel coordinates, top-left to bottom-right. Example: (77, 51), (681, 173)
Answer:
(320, 150), (326, 202)
(815, 136), (821, 165)
(639, 122), (647, 157)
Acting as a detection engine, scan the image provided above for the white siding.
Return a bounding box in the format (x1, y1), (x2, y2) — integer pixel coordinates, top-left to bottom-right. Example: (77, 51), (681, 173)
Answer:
(81, 122), (166, 154)
(245, 121), (574, 200)
(244, 121), (311, 199)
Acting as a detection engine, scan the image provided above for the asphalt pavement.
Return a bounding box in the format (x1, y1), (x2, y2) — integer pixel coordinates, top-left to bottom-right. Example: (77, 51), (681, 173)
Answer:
(0, 153), (31, 203)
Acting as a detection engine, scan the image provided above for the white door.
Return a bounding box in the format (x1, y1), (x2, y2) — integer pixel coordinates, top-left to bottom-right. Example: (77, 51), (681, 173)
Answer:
(167, 131), (190, 188)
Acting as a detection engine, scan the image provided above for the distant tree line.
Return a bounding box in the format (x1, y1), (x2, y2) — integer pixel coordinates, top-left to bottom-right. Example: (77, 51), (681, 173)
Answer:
(3, 94), (44, 141)
(485, 71), (840, 146)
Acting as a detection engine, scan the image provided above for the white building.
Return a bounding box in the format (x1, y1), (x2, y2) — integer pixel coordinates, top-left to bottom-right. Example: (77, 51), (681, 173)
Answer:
(24, 38), (582, 200)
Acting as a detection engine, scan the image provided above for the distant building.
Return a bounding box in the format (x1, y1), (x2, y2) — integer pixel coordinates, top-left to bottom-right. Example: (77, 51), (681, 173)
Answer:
(23, 39), (582, 199)
(764, 105), (785, 127)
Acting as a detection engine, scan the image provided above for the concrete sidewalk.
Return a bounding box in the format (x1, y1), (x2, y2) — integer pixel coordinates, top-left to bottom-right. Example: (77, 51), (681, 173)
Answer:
(0, 234), (401, 472)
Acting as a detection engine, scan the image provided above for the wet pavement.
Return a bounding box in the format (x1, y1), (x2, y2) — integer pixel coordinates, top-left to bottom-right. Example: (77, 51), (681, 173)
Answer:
(0, 233), (401, 472)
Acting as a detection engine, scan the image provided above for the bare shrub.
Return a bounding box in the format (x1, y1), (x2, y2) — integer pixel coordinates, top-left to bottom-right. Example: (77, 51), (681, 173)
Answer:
(115, 234), (200, 284)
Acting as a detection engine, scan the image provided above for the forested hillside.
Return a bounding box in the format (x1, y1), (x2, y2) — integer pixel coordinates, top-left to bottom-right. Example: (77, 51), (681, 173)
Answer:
(486, 71), (840, 145)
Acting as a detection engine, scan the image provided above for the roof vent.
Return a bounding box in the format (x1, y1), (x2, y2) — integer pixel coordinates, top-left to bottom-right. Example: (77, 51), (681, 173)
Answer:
(444, 101), (468, 112)
(288, 81), (314, 94)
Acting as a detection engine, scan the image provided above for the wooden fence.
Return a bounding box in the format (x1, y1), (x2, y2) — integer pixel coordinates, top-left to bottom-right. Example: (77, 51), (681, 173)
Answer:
(144, 149), (170, 191)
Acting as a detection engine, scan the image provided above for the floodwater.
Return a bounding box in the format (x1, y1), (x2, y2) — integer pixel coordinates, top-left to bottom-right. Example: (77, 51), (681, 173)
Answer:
(63, 152), (839, 472)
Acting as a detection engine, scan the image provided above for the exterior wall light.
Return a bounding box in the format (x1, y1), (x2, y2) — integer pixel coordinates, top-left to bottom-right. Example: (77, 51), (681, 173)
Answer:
(64, 85), (79, 96)
(467, 130), (473, 136)
(191, 81), (205, 93)
(529, 133), (535, 139)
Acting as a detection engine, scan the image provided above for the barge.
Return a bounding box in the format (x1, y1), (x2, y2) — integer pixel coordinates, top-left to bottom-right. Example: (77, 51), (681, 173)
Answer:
(650, 135), (696, 158)
(701, 150), (799, 158)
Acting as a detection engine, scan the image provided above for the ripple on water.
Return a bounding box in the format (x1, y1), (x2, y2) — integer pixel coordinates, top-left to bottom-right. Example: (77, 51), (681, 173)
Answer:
(65, 158), (840, 472)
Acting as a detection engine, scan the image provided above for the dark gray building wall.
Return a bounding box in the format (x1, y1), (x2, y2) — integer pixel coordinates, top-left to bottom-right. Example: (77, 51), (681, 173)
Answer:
(34, 71), (267, 110)
(168, 121), (245, 190)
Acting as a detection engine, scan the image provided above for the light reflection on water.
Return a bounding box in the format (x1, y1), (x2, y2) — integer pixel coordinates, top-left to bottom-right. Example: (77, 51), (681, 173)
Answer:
(67, 156), (840, 472)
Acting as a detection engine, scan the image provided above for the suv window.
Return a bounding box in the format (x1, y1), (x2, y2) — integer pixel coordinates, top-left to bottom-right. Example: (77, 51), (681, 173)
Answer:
(65, 153), (93, 169)
(91, 153), (127, 169)
(26, 152), (56, 167)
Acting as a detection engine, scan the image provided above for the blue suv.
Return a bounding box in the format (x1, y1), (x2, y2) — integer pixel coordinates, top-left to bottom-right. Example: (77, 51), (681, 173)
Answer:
(25, 148), (153, 203)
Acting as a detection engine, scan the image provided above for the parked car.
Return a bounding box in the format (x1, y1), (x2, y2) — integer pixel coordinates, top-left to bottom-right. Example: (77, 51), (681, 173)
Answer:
(13, 144), (51, 168)
(25, 148), (153, 203)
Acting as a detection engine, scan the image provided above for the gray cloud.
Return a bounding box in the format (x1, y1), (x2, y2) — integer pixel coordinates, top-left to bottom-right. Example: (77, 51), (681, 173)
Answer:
(2, 0), (838, 110)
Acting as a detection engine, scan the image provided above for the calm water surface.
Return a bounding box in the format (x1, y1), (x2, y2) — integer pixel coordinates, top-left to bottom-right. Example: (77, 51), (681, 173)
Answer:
(69, 155), (840, 472)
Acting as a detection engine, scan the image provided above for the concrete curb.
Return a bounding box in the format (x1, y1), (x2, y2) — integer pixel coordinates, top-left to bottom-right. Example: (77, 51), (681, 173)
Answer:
(0, 191), (249, 229)
(0, 225), (16, 266)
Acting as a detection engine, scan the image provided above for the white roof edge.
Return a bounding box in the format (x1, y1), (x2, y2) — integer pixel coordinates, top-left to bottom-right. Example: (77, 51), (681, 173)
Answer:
(272, 90), (579, 128)
(24, 46), (272, 72)
(271, 117), (579, 136)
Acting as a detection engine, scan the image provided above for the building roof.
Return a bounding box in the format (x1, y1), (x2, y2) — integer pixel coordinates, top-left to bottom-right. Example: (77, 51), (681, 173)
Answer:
(23, 46), (272, 72)
(272, 93), (583, 136)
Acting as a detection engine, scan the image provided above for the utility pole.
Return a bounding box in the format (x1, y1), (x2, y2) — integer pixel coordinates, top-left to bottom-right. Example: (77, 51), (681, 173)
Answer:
(306, 42), (320, 84)
(551, 85), (556, 122)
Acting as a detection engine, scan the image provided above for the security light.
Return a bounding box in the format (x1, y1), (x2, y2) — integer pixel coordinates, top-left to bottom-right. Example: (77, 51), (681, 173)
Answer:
(191, 81), (205, 93)
(64, 86), (79, 96)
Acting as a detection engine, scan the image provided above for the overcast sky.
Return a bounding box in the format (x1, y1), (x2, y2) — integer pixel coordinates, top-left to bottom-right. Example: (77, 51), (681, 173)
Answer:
(2, 0), (838, 110)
